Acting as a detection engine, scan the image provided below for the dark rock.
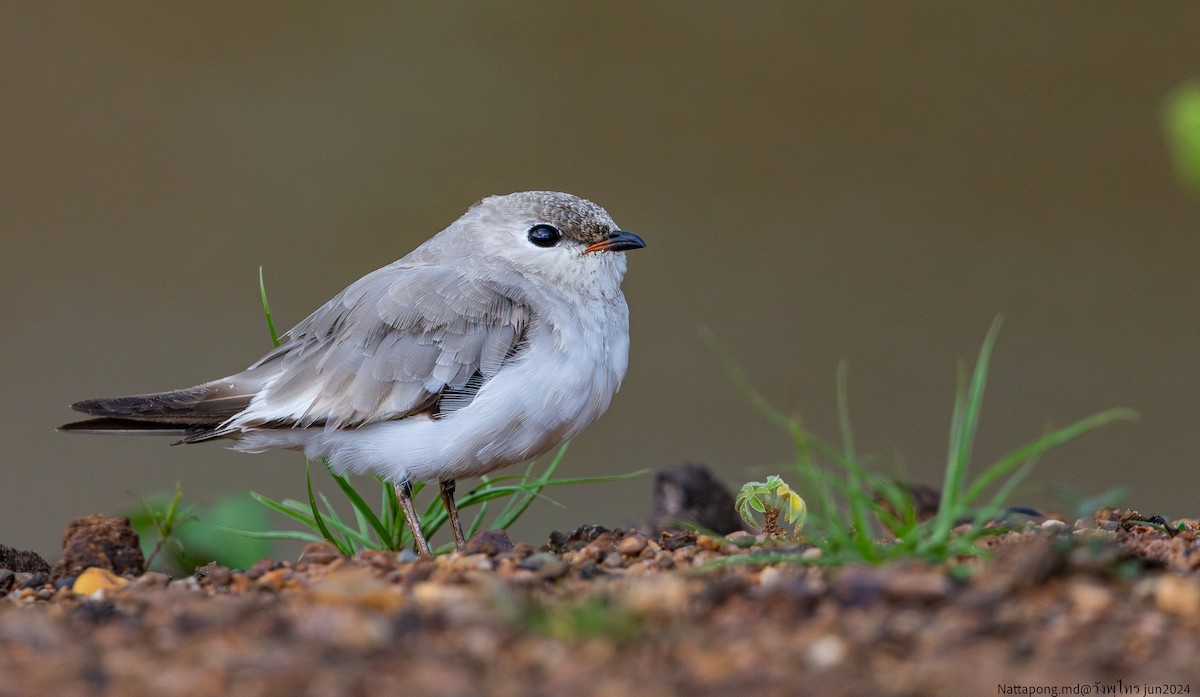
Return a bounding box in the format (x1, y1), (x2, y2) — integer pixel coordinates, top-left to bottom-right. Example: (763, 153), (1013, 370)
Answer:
(546, 524), (610, 553)
(659, 529), (698, 551)
(54, 576), (76, 591)
(51, 515), (145, 582)
(0, 569), (15, 594)
(648, 463), (745, 535)
(464, 530), (514, 556)
(0, 544), (51, 574)
(19, 571), (50, 590)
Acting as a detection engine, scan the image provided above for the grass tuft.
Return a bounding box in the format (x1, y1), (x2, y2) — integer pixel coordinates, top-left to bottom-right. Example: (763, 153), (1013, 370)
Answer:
(705, 318), (1136, 566)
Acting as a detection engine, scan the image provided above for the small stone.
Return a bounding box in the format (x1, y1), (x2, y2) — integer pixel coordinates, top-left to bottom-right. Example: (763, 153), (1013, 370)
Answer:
(464, 530), (514, 556)
(1068, 580), (1113, 622)
(245, 558), (283, 580)
(617, 534), (648, 556)
(72, 567), (130, 595)
(299, 541), (342, 565)
(1155, 575), (1200, 620)
(602, 552), (626, 569)
(517, 552), (569, 580)
(255, 568), (290, 591)
(0, 569), (15, 594)
(19, 572), (49, 590)
(1041, 519), (1068, 530)
(725, 530), (753, 541)
(659, 529), (697, 551)
(311, 568), (404, 612)
(806, 635), (847, 669)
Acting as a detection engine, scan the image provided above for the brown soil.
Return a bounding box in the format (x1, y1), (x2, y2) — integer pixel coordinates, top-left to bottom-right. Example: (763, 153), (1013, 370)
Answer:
(2, 512), (1200, 697)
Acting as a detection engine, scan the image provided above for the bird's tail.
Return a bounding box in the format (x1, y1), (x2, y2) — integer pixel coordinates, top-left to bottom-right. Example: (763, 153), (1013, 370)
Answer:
(60, 380), (256, 444)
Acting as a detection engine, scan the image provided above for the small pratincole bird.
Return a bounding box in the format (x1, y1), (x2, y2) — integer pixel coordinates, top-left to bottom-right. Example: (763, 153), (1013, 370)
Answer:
(61, 191), (645, 555)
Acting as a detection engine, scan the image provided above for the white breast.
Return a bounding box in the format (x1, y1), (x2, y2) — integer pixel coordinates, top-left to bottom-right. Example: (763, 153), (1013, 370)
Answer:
(264, 292), (631, 485)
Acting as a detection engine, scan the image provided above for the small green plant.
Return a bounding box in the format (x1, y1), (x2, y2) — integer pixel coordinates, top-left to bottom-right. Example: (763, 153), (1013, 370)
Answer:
(246, 270), (647, 555)
(706, 318), (1136, 566)
(130, 482), (195, 570)
(735, 475), (807, 538)
(128, 486), (273, 573)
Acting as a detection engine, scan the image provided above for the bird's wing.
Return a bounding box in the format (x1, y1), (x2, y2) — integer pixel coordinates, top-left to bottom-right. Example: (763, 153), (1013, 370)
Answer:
(237, 264), (530, 430)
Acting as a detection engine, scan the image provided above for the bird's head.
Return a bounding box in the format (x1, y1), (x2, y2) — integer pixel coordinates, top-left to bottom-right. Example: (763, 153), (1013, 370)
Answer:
(453, 191), (645, 294)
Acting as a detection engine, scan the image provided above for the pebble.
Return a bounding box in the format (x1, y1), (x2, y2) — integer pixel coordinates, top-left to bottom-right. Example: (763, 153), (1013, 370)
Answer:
(72, 567), (129, 596)
(806, 635), (848, 669)
(465, 530), (514, 556)
(617, 534), (648, 556)
(518, 553), (569, 580)
(299, 541), (342, 565)
(1154, 575), (1200, 620)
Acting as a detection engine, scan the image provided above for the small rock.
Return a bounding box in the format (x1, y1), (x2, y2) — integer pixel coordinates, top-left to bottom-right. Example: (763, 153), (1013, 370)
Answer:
(0, 569), (15, 594)
(806, 635), (848, 669)
(51, 515), (145, 582)
(602, 552), (626, 569)
(464, 530), (514, 556)
(546, 525), (609, 553)
(517, 552), (569, 580)
(1155, 574), (1200, 620)
(649, 463), (746, 534)
(245, 558), (283, 580)
(19, 572), (50, 590)
(659, 529), (698, 551)
(311, 568), (404, 613)
(72, 567), (129, 595)
(617, 533), (648, 556)
(299, 541), (343, 565)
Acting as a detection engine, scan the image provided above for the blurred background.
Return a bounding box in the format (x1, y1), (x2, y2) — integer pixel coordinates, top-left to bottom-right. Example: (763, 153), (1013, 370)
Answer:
(4, 3), (1200, 563)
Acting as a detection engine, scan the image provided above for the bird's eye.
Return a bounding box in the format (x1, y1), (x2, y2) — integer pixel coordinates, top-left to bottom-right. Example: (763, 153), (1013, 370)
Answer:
(527, 224), (562, 248)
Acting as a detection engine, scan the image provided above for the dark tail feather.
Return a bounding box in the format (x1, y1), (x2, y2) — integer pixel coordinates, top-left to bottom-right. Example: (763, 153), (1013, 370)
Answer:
(59, 417), (190, 436)
(62, 381), (255, 442)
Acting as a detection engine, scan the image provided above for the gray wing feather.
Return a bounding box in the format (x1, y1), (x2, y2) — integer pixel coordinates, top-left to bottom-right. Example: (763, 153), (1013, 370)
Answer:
(248, 265), (530, 429)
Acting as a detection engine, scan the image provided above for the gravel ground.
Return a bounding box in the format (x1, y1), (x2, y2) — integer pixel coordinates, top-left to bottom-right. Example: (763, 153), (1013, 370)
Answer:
(2, 512), (1200, 697)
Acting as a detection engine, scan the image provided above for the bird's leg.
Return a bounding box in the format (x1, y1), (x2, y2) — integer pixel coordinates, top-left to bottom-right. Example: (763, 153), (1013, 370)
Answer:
(395, 480), (432, 556)
(439, 479), (467, 550)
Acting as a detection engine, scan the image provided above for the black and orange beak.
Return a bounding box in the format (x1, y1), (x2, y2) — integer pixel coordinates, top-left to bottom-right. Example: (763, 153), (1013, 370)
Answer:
(584, 229), (647, 254)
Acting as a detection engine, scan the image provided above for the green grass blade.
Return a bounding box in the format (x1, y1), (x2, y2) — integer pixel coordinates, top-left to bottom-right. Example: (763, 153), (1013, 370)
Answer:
(960, 408), (1138, 508)
(259, 266), (280, 348)
(835, 362), (875, 558)
(217, 527), (326, 543)
(329, 472), (391, 543)
(700, 325), (792, 429)
(250, 491), (317, 528)
(933, 317), (1002, 542)
(305, 459), (345, 553)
